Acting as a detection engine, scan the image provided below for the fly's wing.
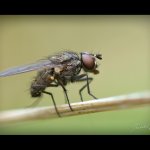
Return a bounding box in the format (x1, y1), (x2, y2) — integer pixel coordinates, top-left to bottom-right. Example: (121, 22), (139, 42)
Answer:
(0, 60), (56, 77)
(0, 51), (79, 77)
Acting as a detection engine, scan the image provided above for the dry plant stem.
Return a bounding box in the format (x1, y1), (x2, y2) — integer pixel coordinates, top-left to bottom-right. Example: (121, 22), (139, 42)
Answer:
(0, 91), (150, 124)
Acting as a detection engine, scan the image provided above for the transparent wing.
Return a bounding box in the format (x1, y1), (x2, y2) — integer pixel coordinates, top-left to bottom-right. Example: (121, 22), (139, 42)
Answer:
(0, 51), (78, 77)
(0, 60), (56, 77)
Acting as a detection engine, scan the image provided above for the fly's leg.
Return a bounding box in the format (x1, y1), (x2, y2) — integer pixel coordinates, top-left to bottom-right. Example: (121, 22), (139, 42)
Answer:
(30, 70), (61, 116)
(71, 74), (97, 101)
(44, 82), (61, 117)
(27, 84), (58, 108)
(42, 90), (61, 117)
(56, 78), (73, 111)
(79, 76), (97, 101)
(30, 82), (61, 117)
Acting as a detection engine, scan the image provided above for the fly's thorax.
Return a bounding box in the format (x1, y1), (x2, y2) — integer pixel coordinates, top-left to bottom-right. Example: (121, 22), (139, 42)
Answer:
(74, 60), (82, 75)
(58, 60), (81, 77)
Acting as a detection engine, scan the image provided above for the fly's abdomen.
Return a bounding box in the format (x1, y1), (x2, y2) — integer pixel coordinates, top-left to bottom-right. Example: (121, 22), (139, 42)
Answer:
(30, 70), (52, 97)
(30, 81), (45, 97)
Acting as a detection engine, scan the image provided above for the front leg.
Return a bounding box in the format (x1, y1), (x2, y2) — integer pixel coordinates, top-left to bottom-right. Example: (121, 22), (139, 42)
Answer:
(71, 73), (97, 101)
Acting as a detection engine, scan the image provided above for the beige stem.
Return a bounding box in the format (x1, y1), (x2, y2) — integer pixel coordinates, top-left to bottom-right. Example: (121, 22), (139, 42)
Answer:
(0, 91), (150, 124)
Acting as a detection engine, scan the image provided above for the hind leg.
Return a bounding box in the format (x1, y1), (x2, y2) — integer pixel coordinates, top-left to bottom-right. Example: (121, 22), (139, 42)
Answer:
(42, 90), (61, 117)
(30, 83), (61, 117)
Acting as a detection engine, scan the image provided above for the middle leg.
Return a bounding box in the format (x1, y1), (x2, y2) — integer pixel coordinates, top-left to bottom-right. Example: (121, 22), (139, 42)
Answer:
(56, 78), (73, 111)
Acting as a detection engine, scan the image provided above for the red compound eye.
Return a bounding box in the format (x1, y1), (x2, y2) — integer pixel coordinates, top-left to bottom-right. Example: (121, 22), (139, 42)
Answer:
(81, 53), (96, 70)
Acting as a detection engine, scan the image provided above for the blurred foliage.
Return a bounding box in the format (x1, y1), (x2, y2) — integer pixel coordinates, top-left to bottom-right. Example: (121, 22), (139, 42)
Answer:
(0, 15), (150, 134)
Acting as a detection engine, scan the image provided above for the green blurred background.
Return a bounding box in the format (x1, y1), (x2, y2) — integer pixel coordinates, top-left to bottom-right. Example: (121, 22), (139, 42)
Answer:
(0, 15), (150, 134)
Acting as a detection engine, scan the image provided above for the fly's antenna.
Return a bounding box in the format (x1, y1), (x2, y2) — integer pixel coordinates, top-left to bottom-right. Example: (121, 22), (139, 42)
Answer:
(93, 48), (102, 60)
(95, 53), (102, 60)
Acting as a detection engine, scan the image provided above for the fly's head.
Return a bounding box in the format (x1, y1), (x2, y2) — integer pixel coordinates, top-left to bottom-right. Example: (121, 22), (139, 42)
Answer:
(80, 52), (102, 74)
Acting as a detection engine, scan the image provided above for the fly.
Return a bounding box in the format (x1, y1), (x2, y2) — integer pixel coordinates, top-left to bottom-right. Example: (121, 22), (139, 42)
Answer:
(0, 51), (102, 117)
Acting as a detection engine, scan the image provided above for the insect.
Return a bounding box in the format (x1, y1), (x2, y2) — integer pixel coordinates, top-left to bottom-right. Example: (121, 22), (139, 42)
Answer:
(0, 51), (102, 116)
